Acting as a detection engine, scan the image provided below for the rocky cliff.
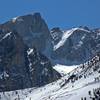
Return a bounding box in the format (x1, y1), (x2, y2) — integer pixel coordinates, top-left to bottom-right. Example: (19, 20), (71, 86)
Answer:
(0, 29), (61, 92)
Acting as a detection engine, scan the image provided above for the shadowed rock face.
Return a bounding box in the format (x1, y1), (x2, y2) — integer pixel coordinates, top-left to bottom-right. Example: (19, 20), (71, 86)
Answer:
(50, 28), (100, 65)
(0, 30), (61, 92)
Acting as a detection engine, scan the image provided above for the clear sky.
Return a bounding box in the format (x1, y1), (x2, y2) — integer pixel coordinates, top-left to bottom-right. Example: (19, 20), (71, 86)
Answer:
(0, 0), (100, 29)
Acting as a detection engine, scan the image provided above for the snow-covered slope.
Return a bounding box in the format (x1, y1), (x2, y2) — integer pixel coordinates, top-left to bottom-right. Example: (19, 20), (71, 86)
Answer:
(0, 54), (100, 100)
(24, 54), (100, 100)
(53, 64), (77, 76)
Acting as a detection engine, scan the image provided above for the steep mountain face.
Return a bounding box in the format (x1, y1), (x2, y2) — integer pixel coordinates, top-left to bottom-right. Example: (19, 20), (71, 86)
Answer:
(0, 13), (50, 52)
(50, 27), (100, 65)
(0, 29), (61, 92)
(27, 48), (61, 87)
(0, 13), (100, 65)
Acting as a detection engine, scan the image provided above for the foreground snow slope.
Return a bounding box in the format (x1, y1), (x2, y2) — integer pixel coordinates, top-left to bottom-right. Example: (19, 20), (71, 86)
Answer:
(25, 73), (100, 100)
(0, 54), (100, 100)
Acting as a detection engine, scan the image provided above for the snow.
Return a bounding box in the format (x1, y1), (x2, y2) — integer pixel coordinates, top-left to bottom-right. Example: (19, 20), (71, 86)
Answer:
(12, 17), (18, 23)
(0, 73), (99, 100)
(0, 71), (9, 79)
(54, 28), (90, 50)
(76, 41), (83, 47)
(53, 64), (77, 75)
(27, 49), (34, 72)
(81, 34), (86, 40)
(3, 32), (12, 39)
(0, 76), (99, 100)
(23, 72), (100, 100)
(0, 32), (12, 42)
(27, 48), (33, 55)
(54, 28), (76, 50)
(12, 17), (24, 23)
(3, 71), (9, 78)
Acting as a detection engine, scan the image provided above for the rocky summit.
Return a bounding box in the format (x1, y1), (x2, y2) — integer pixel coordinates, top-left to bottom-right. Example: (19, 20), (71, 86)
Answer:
(0, 13), (50, 52)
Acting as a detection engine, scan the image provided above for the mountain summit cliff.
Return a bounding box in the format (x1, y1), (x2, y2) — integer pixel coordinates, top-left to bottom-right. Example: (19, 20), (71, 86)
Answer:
(0, 13), (50, 52)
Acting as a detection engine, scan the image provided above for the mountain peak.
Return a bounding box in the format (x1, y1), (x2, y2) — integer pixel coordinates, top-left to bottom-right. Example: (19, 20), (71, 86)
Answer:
(32, 12), (41, 18)
(0, 12), (50, 51)
(51, 27), (62, 33)
(11, 12), (42, 23)
(79, 26), (90, 31)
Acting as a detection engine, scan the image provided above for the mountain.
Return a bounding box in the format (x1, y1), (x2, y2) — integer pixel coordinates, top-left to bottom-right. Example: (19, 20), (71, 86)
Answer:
(0, 29), (61, 92)
(0, 13), (50, 52)
(50, 26), (100, 65)
(0, 53), (100, 100)
(0, 12), (100, 94)
(0, 13), (100, 65)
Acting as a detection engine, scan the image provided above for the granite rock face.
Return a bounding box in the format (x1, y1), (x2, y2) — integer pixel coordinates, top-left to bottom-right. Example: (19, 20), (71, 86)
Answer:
(0, 29), (61, 92)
